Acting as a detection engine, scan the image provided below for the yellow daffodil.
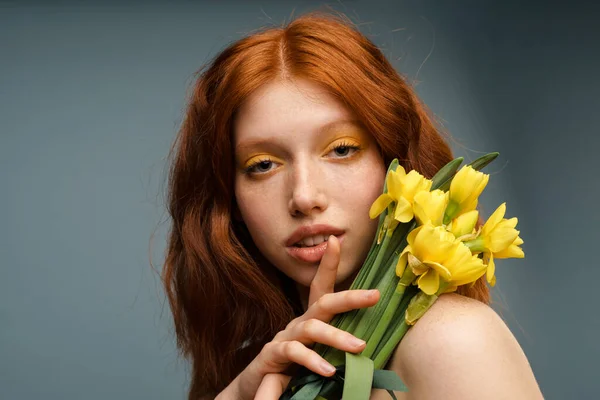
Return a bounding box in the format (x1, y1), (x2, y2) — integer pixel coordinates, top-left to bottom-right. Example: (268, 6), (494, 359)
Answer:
(447, 210), (479, 238)
(439, 238), (487, 293)
(495, 235), (524, 259)
(480, 203), (520, 251)
(396, 223), (486, 295)
(444, 165), (489, 223)
(413, 189), (448, 226)
(369, 165), (432, 224)
(464, 203), (524, 286)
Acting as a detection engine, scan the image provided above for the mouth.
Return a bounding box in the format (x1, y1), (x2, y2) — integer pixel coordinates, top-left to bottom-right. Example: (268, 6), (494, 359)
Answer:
(285, 224), (345, 263)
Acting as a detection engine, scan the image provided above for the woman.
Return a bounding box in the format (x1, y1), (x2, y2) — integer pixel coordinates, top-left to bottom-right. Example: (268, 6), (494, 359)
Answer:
(162, 10), (543, 400)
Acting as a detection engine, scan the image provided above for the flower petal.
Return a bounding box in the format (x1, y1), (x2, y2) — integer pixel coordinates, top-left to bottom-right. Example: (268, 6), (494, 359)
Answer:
(395, 165), (407, 178)
(487, 223), (519, 253)
(443, 285), (458, 294)
(449, 166), (489, 206)
(401, 170), (432, 201)
(369, 194), (393, 219)
(412, 198), (429, 226)
(418, 269), (440, 295)
(423, 261), (452, 281)
(494, 236), (525, 259)
(413, 190), (448, 226)
(448, 210), (479, 237)
(412, 224), (456, 262)
(450, 257), (487, 286)
(461, 198), (479, 214)
(396, 248), (410, 277)
(504, 217), (519, 229)
(386, 170), (403, 200)
(410, 254), (429, 276)
(482, 203), (506, 236)
(394, 196), (414, 223)
(406, 225), (423, 246)
(486, 252), (496, 285)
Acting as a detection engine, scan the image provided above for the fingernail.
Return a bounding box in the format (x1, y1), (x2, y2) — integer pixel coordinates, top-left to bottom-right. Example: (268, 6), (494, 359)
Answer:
(364, 289), (378, 298)
(320, 361), (336, 374)
(350, 337), (366, 347)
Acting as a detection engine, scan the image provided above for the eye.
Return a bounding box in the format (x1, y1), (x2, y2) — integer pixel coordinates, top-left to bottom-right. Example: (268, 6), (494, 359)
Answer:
(245, 158), (279, 175)
(328, 141), (360, 158)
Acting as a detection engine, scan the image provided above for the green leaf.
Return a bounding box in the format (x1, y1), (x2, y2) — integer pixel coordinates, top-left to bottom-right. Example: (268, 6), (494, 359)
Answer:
(383, 158), (400, 193)
(288, 380), (325, 400)
(317, 379), (343, 400)
(431, 157), (463, 190)
(436, 152), (499, 191)
(342, 353), (374, 400)
(468, 152), (499, 171)
(372, 369), (408, 392)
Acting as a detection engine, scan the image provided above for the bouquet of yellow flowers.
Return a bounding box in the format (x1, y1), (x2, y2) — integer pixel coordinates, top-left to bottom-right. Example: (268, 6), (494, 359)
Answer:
(280, 153), (525, 400)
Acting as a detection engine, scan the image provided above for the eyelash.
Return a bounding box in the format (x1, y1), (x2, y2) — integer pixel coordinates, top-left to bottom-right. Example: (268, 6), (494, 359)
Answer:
(329, 141), (361, 158)
(244, 142), (361, 175)
(244, 157), (278, 175)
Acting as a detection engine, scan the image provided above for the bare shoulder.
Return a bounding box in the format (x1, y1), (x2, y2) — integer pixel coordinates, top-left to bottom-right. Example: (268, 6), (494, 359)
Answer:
(380, 293), (544, 399)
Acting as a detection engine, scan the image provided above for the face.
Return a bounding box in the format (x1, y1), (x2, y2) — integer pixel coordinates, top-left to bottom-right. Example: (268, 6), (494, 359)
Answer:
(233, 78), (386, 291)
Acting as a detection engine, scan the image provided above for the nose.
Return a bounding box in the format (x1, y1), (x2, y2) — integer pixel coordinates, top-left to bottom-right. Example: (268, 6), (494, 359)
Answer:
(287, 159), (328, 218)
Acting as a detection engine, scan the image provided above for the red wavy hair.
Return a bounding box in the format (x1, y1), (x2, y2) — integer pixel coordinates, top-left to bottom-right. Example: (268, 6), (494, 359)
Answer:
(161, 10), (489, 399)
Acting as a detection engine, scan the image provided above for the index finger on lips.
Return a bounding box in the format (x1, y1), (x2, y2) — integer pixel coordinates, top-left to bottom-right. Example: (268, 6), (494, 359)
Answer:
(307, 235), (340, 308)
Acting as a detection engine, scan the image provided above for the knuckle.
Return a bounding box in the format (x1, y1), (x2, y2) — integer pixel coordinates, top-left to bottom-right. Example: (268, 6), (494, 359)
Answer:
(301, 318), (320, 335)
(261, 341), (276, 356)
(255, 343), (275, 373)
(283, 340), (302, 357)
(285, 318), (299, 331)
(315, 293), (333, 310)
(322, 326), (340, 343)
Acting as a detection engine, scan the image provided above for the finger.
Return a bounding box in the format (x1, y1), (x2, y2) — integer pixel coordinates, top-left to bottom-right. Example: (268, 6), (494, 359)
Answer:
(260, 340), (337, 377)
(276, 318), (367, 353)
(308, 235), (340, 308)
(298, 288), (380, 324)
(255, 373), (292, 400)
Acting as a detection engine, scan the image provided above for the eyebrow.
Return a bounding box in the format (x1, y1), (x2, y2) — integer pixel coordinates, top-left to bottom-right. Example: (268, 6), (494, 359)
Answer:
(319, 119), (363, 134)
(235, 119), (364, 153)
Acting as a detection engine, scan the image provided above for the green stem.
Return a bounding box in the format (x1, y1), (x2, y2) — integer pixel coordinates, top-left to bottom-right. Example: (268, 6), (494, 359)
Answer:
(324, 274), (398, 366)
(443, 200), (459, 225)
(464, 237), (485, 253)
(343, 252), (401, 341)
(361, 281), (406, 359)
(373, 320), (410, 369)
(373, 288), (441, 369)
(371, 287), (417, 359)
(361, 230), (392, 289)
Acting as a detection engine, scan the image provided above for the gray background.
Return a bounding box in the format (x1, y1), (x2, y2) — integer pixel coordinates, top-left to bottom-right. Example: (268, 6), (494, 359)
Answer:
(1, 0), (598, 398)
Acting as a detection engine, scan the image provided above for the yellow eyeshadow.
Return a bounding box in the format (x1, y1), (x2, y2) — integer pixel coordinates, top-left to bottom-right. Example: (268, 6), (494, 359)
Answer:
(323, 136), (362, 154)
(243, 154), (283, 169)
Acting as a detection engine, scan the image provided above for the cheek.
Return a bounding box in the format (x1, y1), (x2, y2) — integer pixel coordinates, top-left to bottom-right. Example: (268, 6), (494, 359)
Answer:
(340, 156), (386, 213)
(235, 178), (284, 243)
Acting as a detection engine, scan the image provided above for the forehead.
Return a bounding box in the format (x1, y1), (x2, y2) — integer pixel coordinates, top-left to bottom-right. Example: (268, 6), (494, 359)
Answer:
(233, 78), (358, 143)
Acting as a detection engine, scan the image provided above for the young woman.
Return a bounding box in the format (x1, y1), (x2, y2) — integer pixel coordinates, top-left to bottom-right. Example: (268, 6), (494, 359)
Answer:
(161, 11), (543, 400)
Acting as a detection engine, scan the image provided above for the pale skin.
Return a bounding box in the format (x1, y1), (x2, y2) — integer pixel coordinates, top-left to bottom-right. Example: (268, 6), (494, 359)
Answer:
(216, 78), (544, 399)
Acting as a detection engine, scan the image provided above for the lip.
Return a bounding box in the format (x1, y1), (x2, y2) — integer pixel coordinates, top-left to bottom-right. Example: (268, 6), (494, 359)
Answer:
(285, 224), (345, 264)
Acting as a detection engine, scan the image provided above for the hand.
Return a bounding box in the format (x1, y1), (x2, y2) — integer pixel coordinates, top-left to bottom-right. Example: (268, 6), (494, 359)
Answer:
(220, 235), (380, 400)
